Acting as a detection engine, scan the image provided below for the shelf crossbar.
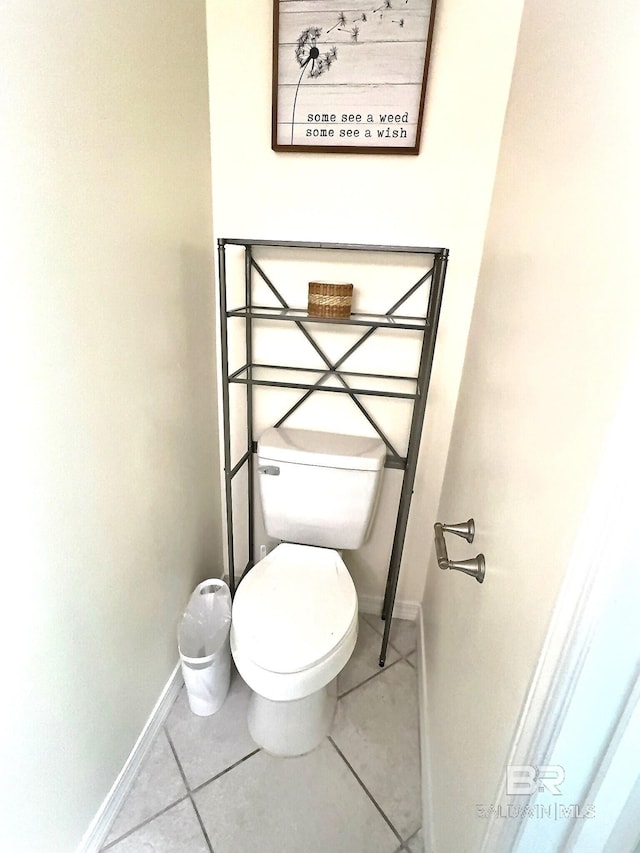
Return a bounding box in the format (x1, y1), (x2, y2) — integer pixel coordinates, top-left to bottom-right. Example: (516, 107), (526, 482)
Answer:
(250, 256), (403, 462)
(270, 265), (434, 430)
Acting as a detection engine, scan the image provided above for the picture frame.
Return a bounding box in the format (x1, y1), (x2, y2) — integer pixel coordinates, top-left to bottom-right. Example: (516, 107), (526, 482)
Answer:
(271, 0), (438, 155)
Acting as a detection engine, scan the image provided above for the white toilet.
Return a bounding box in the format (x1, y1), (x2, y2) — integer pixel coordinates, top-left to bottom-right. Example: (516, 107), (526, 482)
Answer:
(230, 426), (386, 757)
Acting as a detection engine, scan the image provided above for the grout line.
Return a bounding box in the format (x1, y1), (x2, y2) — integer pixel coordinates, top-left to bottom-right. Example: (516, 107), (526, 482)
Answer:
(189, 795), (215, 853)
(101, 727), (191, 850)
(164, 714), (261, 795)
(390, 641), (417, 659)
(100, 794), (191, 850)
(328, 736), (404, 846)
(163, 727), (215, 852)
(405, 826), (423, 849)
(338, 655), (405, 700)
(164, 724), (190, 791)
(104, 729), (260, 851)
(361, 614), (418, 660)
(190, 748), (262, 795)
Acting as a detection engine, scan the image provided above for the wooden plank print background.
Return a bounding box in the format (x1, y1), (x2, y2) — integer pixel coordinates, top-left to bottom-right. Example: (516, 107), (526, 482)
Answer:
(274, 0), (435, 150)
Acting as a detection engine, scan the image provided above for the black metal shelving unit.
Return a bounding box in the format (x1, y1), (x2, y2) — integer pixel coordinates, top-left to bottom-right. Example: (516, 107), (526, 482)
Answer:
(217, 238), (448, 665)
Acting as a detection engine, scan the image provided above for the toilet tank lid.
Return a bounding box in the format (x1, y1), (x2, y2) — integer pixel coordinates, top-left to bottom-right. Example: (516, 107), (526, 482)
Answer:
(258, 427), (386, 472)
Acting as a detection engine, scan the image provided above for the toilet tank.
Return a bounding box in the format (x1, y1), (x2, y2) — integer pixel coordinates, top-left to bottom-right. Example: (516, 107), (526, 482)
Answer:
(257, 427), (386, 550)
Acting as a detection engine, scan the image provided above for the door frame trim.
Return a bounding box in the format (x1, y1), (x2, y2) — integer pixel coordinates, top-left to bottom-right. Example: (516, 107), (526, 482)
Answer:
(480, 338), (640, 853)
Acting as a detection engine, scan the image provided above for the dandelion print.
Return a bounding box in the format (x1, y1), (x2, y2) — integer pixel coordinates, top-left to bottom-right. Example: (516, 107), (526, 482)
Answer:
(339, 24), (360, 41)
(290, 28), (338, 144)
(327, 12), (347, 34)
(274, 0), (437, 151)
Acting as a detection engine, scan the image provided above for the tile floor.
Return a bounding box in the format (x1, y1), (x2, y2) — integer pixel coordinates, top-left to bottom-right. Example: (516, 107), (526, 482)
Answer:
(102, 614), (424, 853)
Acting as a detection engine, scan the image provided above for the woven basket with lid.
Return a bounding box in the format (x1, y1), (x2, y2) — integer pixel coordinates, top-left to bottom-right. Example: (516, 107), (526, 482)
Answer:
(307, 282), (353, 318)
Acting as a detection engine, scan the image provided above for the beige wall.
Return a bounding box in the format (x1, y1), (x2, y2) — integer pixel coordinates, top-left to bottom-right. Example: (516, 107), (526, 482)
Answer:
(422, 0), (640, 849)
(0, 2), (220, 850)
(206, 0), (524, 603)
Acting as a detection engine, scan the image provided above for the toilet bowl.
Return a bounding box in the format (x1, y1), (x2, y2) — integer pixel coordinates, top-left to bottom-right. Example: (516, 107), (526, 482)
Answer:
(231, 542), (358, 756)
(230, 426), (385, 756)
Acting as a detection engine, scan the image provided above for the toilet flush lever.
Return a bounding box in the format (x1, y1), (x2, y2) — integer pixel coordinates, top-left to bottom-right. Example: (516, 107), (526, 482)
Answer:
(434, 519), (485, 583)
(258, 465), (280, 476)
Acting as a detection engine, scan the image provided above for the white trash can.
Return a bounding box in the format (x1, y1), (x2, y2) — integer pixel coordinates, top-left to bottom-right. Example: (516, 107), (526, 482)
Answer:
(178, 579), (232, 716)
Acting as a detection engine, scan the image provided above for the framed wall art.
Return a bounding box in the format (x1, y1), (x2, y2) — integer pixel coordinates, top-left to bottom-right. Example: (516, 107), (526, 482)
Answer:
(272, 0), (438, 154)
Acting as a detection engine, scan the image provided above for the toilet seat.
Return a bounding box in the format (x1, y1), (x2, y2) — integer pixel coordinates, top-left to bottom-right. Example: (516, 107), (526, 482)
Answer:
(232, 543), (357, 674)
(231, 543), (359, 701)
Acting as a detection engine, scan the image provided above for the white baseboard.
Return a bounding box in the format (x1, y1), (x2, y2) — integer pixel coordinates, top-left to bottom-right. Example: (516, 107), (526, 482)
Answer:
(415, 605), (435, 853)
(357, 593), (420, 622)
(77, 662), (184, 853)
